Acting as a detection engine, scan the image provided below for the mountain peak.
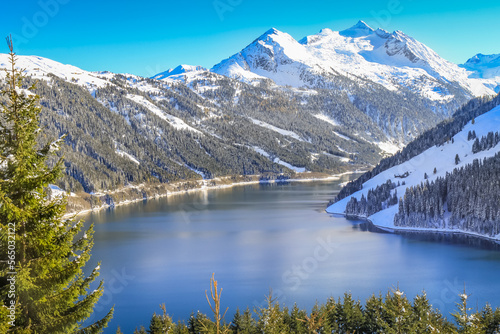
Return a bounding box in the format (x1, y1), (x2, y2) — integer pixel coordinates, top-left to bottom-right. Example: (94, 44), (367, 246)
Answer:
(339, 20), (375, 37)
(152, 64), (206, 80)
(465, 53), (500, 66)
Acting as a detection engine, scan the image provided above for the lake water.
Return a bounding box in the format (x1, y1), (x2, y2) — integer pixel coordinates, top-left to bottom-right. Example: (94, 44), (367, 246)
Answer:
(82, 177), (500, 333)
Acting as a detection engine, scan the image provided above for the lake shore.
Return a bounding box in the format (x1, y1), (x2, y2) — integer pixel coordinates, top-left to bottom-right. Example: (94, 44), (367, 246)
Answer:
(64, 170), (364, 219)
(327, 211), (500, 244)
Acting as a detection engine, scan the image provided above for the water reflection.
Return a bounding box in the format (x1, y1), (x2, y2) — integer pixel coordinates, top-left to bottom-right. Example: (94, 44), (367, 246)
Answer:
(82, 177), (500, 333)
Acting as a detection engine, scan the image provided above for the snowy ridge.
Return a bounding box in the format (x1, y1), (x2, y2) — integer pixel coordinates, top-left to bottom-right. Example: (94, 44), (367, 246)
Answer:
(211, 22), (494, 100)
(126, 94), (202, 134)
(327, 104), (500, 238)
(0, 54), (109, 93)
(460, 53), (500, 93)
(152, 64), (207, 80)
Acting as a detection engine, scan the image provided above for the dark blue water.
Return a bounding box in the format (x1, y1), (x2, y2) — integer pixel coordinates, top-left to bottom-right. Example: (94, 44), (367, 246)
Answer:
(82, 178), (500, 333)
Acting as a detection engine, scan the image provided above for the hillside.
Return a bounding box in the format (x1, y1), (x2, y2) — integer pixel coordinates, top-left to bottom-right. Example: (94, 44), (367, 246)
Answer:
(1, 23), (498, 213)
(0, 54), (387, 196)
(327, 93), (500, 239)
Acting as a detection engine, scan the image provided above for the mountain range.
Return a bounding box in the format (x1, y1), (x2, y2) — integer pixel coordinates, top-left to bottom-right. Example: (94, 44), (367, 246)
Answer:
(1, 21), (499, 208)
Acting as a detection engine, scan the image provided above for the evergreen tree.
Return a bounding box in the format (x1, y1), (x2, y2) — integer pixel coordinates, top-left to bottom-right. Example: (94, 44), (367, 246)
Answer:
(134, 326), (148, 334)
(230, 308), (257, 334)
(452, 291), (485, 334)
(380, 288), (416, 334)
(455, 154), (461, 165)
(0, 38), (112, 333)
(148, 304), (174, 334)
(363, 294), (384, 333)
(337, 293), (364, 333)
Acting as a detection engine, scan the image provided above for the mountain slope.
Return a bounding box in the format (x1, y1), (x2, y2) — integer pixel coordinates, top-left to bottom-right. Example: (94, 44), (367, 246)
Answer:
(195, 22), (495, 147)
(327, 93), (500, 240)
(2, 54), (393, 195)
(460, 53), (500, 93)
(212, 21), (493, 101)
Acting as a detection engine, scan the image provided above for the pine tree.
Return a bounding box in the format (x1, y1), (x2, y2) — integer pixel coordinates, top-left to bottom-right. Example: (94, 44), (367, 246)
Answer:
(148, 304), (174, 334)
(0, 37), (112, 333)
(380, 288), (416, 334)
(455, 154), (461, 165)
(452, 290), (485, 334)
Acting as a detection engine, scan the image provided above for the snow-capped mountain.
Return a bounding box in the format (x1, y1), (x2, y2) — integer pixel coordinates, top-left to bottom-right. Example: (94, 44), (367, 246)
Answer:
(460, 53), (500, 93)
(0, 53), (109, 92)
(327, 93), (500, 240)
(2, 52), (398, 194)
(211, 21), (494, 102)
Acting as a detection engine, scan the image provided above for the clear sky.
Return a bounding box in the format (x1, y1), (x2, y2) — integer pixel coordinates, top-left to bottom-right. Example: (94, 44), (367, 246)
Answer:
(2, 0), (500, 77)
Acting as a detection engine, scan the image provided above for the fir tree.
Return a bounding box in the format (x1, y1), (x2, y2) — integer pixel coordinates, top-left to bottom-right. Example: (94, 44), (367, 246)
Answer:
(148, 304), (174, 334)
(452, 290), (484, 334)
(455, 154), (461, 165)
(0, 37), (112, 333)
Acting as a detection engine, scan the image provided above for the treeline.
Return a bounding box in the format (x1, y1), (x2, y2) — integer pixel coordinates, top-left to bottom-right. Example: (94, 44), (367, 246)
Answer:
(344, 180), (398, 217)
(14, 71), (387, 193)
(334, 93), (500, 203)
(394, 153), (500, 237)
(471, 131), (500, 154)
(129, 289), (500, 334)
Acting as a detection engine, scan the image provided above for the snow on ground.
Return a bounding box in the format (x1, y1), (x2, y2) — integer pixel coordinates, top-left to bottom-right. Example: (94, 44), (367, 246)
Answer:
(0, 54), (110, 93)
(185, 165), (206, 179)
(116, 149), (140, 165)
(212, 23), (495, 100)
(327, 104), (500, 236)
(332, 131), (352, 141)
(375, 141), (401, 154)
(248, 117), (303, 141)
(251, 146), (306, 173)
(126, 94), (202, 134)
(49, 184), (76, 198)
(313, 113), (340, 127)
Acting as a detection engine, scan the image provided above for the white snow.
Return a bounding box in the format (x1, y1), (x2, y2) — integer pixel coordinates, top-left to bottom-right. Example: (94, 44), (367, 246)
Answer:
(152, 65), (207, 80)
(116, 149), (140, 165)
(249, 117), (303, 141)
(126, 94), (202, 134)
(0, 54), (110, 93)
(332, 131), (352, 141)
(313, 113), (340, 127)
(185, 165), (206, 179)
(375, 141), (401, 154)
(251, 146), (306, 173)
(211, 23), (495, 100)
(327, 104), (500, 238)
(460, 53), (500, 93)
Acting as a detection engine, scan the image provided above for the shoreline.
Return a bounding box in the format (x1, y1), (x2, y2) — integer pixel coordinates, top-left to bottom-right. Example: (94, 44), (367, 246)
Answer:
(64, 171), (362, 219)
(327, 211), (500, 244)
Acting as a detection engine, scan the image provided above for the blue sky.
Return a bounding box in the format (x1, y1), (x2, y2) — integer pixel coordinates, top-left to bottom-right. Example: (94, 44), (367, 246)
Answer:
(2, 0), (500, 77)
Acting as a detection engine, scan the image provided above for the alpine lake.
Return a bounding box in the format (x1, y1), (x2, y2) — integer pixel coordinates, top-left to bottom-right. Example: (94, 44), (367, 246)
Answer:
(81, 176), (500, 333)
